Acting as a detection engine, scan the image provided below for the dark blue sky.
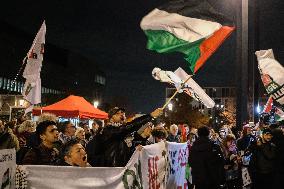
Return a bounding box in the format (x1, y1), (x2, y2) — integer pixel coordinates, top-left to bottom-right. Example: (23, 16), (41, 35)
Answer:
(0, 0), (283, 113)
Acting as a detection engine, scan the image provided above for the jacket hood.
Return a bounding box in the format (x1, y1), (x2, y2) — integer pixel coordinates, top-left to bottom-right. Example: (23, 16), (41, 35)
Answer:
(192, 137), (213, 152)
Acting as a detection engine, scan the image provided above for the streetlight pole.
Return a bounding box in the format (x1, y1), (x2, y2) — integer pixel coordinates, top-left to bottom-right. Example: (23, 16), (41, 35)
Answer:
(236, 0), (249, 130)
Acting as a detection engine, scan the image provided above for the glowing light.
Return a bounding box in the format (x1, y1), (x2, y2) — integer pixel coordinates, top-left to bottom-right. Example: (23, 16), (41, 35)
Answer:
(93, 101), (99, 108)
(168, 103), (173, 111)
(19, 99), (25, 106)
(256, 105), (261, 114)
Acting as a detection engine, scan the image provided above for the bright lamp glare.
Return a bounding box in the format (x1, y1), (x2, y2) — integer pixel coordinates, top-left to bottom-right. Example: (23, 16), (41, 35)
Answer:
(256, 105), (261, 114)
(168, 103), (173, 111)
(93, 101), (99, 108)
(19, 99), (25, 106)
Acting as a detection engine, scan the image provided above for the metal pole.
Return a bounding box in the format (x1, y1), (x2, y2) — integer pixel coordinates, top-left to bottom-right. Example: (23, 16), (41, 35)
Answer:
(236, 0), (249, 129)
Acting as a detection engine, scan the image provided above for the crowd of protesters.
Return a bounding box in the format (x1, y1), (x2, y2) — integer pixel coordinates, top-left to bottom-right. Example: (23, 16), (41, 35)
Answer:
(1, 109), (284, 189)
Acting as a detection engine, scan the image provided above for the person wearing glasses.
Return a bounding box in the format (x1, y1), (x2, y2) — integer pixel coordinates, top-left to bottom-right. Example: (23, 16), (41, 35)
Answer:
(58, 121), (76, 144)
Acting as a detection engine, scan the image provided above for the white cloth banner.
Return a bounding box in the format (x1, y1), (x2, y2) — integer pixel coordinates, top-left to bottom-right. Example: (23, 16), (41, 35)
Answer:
(17, 142), (188, 189)
(22, 21), (46, 106)
(0, 149), (16, 189)
(25, 165), (125, 189)
(166, 142), (188, 189)
(140, 141), (167, 189)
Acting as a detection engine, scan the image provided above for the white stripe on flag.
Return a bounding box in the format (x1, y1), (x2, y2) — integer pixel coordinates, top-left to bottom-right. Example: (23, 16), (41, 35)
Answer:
(141, 8), (222, 42)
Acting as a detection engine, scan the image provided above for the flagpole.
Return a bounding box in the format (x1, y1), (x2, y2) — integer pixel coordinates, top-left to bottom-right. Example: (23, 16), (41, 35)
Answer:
(8, 57), (28, 95)
(162, 75), (192, 110)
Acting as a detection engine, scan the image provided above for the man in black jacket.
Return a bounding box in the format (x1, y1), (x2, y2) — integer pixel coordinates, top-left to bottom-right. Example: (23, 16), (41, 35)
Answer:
(188, 126), (225, 189)
(249, 128), (277, 189)
(88, 107), (163, 167)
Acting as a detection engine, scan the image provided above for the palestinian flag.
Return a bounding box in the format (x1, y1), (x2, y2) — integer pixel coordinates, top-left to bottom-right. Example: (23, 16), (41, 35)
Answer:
(140, 0), (235, 73)
(262, 97), (273, 113)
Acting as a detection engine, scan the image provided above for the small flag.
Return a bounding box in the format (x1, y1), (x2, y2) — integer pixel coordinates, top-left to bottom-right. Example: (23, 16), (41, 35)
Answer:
(141, 0), (235, 73)
(22, 21), (46, 110)
(262, 97), (273, 113)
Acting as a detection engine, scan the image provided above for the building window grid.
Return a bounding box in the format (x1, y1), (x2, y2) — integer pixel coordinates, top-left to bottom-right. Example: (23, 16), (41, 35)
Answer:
(0, 77), (65, 95)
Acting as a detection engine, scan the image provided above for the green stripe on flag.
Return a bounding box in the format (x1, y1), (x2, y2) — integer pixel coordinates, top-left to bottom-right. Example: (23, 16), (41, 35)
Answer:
(144, 30), (204, 72)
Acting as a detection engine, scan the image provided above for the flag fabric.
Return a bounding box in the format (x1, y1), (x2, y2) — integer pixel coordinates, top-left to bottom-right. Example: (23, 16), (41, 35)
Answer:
(262, 97), (273, 113)
(140, 0), (235, 73)
(152, 67), (215, 108)
(275, 107), (284, 121)
(255, 49), (284, 106)
(174, 67), (215, 108)
(22, 21), (46, 107)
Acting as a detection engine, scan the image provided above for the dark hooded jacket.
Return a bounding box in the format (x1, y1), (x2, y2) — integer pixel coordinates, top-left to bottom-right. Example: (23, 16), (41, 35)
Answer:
(188, 136), (225, 188)
(100, 114), (153, 167)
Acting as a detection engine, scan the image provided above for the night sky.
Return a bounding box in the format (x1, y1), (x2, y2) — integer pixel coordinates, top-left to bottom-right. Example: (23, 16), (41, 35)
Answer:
(1, 0), (284, 113)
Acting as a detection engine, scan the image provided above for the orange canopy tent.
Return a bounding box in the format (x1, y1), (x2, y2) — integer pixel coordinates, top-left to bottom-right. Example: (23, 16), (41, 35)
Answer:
(32, 95), (108, 119)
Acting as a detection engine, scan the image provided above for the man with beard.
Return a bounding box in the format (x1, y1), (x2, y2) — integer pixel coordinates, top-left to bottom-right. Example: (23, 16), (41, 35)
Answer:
(23, 121), (60, 165)
(59, 139), (90, 167)
(99, 107), (163, 167)
(249, 128), (277, 189)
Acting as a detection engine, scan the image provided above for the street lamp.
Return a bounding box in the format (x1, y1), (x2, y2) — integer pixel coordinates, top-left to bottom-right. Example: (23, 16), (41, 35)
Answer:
(93, 101), (99, 108)
(19, 99), (25, 107)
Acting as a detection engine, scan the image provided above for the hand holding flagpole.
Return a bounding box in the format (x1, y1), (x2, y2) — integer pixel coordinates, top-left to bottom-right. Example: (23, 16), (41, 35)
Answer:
(161, 75), (192, 110)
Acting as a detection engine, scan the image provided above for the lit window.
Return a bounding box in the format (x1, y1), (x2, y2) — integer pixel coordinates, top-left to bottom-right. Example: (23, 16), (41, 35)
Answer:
(20, 83), (24, 93)
(17, 82), (21, 92)
(95, 75), (106, 85)
(13, 81), (17, 92)
(3, 78), (7, 89)
(7, 79), (11, 90)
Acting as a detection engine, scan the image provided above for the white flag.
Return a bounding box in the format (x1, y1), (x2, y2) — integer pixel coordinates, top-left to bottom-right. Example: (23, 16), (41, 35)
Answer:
(22, 21), (46, 106)
(152, 67), (215, 108)
(174, 67), (215, 108)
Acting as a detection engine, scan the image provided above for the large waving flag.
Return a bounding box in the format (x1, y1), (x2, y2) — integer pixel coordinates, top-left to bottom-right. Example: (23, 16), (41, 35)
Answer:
(22, 21), (46, 111)
(140, 0), (235, 73)
(255, 49), (284, 106)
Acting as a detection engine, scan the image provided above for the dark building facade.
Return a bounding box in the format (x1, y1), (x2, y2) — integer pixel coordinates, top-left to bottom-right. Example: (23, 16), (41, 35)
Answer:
(0, 20), (106, 106)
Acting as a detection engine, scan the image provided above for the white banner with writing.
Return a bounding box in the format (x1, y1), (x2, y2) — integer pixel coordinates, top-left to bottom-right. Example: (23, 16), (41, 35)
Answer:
(166, 142), (189, 189)
(0, 149), (16, 189)
(16, 142), (188, 188)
